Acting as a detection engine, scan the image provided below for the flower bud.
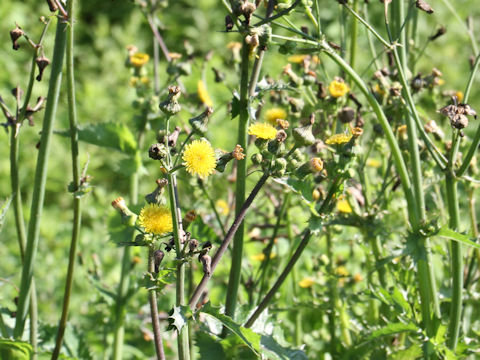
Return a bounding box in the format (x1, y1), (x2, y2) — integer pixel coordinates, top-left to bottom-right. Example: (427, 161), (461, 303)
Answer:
(251, 153), (263, 165)
(293, 123), (315, 146)
(35, 55), (50, 81)
(189, 238), (199, 252)
(272, 158), (287, 177)
(283, 64), (303, 87)
(159, 86), (181, 116)
(145, 178), (168, 205)
(338, 107), (355, 123)
(296, 157), (323, 178)
(267, 137), (285, 155)
(288, 97), (305, 113)
(189, 107), (213, 136)
(168, 126), (181, 147)
(111, 197), (137, 226)
(10, 25), (23, 50)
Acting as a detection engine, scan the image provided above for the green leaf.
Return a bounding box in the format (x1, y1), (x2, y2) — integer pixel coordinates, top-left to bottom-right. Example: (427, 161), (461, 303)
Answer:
(390, 344), (422, 360)
(56, 122), (138, 155)
(190, 217), (220, 246)
(140, 268), (176, 292)
(200, 302), (261, 355)
(434, 225), (480, 250)
(231, 91), (240, 119)
(278, 40), (297, 54)
(368, 322), (419, 340)
(0, 338), (32, 360)
(260, 334), (308, 360)
(195, 331), (226, 359)
(275, 177), (314, 203)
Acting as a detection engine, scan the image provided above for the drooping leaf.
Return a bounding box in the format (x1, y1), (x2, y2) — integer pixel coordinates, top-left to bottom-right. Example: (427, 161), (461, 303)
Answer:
(56, 122), (138, 155)
(200, 302), (261, 355)
(0, 338), (32, 360)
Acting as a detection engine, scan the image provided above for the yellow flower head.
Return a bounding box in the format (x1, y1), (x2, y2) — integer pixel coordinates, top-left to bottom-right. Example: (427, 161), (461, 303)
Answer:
(287, 54), (309, 63)
(299, 277), (315, 288)
(265, 108), (287, 125)
(182, 140), (217, 179)
(248, 122), (277, 140)
(336, 266), (349, 277)
(456, 91), (464, 102)
(366, 158), (382, 168)
(130, 53), (149, 68)
(197, 80), (213, 107)
(337, 195), (352, 213)
(329, 80), (349, 98)
(325, 133), (352, 145)
(138, 204), (173, 235)
(216, 199), (229, 216)
(250, 252), (276, 261)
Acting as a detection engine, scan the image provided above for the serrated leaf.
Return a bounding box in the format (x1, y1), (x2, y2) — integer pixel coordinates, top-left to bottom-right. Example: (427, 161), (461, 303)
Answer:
(391, 287), (412, 316)
(140, 268), (175, 292)
(275, 177), (314, 203)
(56, 122), (137, 155)
(0, 338), (32, 359)
(434, 225), (480, 250)
(200, 302), (261, 355)
(368, 322), (418, 340)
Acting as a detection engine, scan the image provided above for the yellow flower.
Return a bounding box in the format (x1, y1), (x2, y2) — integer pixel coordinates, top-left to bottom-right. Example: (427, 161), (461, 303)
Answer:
(353, 273), (363, 283)
(336, 266), (349, 277)
(325, 133), (352, 145)
(366, 158), (382, 168)
(130, 53), (149, 67)
(329, 80), (349, 98)
(248, 122), (277, 140)
(299, 277), (315, 288)
(197, 80), (213, 107)
(182, 140), (217, 179)
(265, 108), (287, 125)
(250, 252), (276, 261)
(140, 76), (150, 85)
(129, 76), (139, 87)
(456, 91), (464, 102)
(216, 199), (229, 216)
(373, 83), (386, 97)
(287, 54), (308, 63)
(138, 204), (173, 235)
(337, 195), (352, 213)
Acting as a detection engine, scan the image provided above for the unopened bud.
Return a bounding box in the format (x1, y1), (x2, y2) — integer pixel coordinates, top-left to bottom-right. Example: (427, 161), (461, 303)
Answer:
(189, 107), (213, 136)
(168, 126), (181, 147)
(293, 122), (315, 146)
(183, 210), (197, 229)
(338, 107), (355, 123)
(159, 86), (181, 116)
(111, 197), (137, 226)
(145, 178), (168, 205)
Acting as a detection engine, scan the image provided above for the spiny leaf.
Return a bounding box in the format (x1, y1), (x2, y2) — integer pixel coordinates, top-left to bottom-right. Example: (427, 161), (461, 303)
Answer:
(368, 322), (419, 340)
(0, 338), (32, 360)
(168, 305), (192, 332)
(433, 225), (480, 250)
(200, 302), (261, 355)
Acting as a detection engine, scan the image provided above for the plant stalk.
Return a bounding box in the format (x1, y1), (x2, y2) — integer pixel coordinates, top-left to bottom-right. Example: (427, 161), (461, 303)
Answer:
(52, 1), (82, 357)
(14, 15), (67, 339)
(148, 247), (166, 360)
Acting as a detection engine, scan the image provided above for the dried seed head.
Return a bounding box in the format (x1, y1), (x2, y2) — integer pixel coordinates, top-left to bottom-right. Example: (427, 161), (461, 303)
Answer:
(415, 0), (434, 14)
(189, 238), (199, 252)
(200, 254), (212, 276)
(430, 26), (446, 41)
(148, 143), (168, 160)
(276, 130), (287, 143)
(451, 114), (469, 129)
(168, 126), (181, 147)
(276, 119), (290, 129)
(10, 25), (23, 50)
(154, 250), (165, 273)
(183, 210), (197, 229)
(225, 15), (234, 31)
(35, 55), (51, 81)
(338, 107), (355, 123)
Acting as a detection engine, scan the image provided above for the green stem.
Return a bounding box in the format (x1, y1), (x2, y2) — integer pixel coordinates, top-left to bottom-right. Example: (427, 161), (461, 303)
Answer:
(348, 0), (358, 68)
(225, 37), (251, 320)
(445, 172), (462, 350)
(52, 1), (82, 357)
(326, 230), (337, 355)
(14, 16), (67, 339)
(165, 117), (190, 360)
(148, 247), (166, 360)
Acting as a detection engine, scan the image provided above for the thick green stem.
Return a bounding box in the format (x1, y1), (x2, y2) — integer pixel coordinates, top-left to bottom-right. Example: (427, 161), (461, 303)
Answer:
(326, 231), (337, 355)
(348, 0), (358, 68)
(445, 173), (462, 349)
(52, 1), (82, 357)
(14, 16), (67, 339)
(225, 38), (250, 320)
(148, 247), (166, 360)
